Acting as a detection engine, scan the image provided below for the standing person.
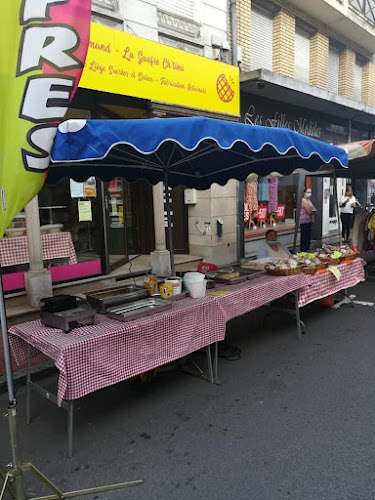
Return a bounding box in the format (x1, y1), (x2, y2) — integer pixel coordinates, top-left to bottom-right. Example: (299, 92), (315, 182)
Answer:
(299, 187), (316, 252)
(339, 185), (357, 242)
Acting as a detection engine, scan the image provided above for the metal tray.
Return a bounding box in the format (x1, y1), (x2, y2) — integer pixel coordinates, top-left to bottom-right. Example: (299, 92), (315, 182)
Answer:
(107, 298), (172, 322)
(85, 285), (148, 313)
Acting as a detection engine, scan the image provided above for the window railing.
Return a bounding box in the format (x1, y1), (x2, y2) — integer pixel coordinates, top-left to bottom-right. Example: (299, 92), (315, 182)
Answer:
(349, 0), (375, 24)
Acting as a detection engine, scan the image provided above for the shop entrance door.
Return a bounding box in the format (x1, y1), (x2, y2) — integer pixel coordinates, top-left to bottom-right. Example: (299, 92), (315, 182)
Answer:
(103, 179), (134, 272)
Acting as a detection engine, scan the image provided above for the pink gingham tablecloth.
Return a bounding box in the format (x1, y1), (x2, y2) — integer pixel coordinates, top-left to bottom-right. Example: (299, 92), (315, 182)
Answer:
(0, 232), (77, 267)
(298, 258), (365, 307)
(8, 296), (226, 405)
(212, 272), (308, 321)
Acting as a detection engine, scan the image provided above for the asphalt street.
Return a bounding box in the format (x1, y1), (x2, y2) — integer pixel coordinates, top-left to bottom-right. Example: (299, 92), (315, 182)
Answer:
(1, 281), (375, 500)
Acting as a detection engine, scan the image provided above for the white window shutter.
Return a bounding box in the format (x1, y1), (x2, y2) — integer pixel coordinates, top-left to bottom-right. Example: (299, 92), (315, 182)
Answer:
(328, 45), (339, 94)
(251, 7), (273, 71)
(294, 28), (310, 83)
(157, 0), (194, 20)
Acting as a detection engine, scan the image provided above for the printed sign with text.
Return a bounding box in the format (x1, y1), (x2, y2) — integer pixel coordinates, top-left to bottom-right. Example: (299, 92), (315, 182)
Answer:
(79, 23), (240, 116)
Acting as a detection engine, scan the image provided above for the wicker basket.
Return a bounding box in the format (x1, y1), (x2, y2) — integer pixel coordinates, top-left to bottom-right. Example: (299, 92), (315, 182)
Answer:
(318, 256), (342, 266)
(265, 264), (303, 276)
(302, 266), (317, 275)
(342, 252), (357, 261)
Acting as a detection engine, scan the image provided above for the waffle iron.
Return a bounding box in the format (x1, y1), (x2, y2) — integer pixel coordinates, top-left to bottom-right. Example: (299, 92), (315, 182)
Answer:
(40, 295), (96, 333)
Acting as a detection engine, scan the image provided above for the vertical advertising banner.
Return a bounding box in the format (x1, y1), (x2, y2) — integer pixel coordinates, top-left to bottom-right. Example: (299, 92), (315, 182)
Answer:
(0, 1), (92, 238)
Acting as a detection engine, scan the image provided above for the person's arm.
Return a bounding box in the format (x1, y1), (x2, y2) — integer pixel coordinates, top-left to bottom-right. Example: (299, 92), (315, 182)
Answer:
(350, 196), (358, 208)
(339, 197), (349, 208)
(257, 244), (269, 259)
(302, 198), (313, 214)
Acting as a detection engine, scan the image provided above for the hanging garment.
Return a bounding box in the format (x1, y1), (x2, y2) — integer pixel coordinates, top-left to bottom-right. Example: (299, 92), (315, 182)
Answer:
(257, 177), (269, 202)
(368, 212), (375, 239)
(352, 211), (367, 253)
(268, 177), (278, 213)
(245, 180), (258, 213)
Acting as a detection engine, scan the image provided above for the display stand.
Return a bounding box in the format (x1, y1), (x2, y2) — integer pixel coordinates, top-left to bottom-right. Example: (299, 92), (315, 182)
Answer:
(0, 272), (143, 500)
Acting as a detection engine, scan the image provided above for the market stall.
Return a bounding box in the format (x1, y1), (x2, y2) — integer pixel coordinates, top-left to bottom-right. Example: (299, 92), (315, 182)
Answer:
(8, 270), (307, 456)
(3, 116), (350, 456)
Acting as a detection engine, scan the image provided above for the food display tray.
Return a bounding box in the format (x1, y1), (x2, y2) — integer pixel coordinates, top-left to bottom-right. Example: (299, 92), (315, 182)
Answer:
(85, 285), (148, 313)
(106, 298), (172, 322)
(206, 266), (255, 285)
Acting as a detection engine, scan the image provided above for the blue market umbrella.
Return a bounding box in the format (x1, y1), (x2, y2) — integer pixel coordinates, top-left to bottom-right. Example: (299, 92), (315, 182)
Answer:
(50, 116), (348, 273)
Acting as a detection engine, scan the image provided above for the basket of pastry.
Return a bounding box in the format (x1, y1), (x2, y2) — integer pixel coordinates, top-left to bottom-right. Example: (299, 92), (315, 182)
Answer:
(314, 246), (343, 266)
(265, 258), (303, 276)
(338, 244), (357, 261)
(295, 254), (323, 274)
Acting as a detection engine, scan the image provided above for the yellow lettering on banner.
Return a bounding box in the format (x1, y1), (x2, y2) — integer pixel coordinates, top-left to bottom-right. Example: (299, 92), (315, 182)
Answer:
(79, 23), (240, 116)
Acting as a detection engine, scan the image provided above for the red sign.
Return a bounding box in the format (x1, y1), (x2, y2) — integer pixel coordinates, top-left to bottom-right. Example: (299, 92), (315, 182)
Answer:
(257, 206), (268, 221)
(276, 204), (286, 219)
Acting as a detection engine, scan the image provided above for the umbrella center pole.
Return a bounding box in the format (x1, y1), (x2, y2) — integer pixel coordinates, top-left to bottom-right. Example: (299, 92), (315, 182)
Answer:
(164, 171), (175, 276)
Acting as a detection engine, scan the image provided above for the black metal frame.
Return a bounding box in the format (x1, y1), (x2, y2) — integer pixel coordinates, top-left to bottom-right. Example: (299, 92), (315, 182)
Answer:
(349, 0), (375, 24)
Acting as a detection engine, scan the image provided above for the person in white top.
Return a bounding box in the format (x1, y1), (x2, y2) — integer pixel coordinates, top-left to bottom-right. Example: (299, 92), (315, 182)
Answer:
(257, 229), (291, 260)
(339, 186), (358, 242)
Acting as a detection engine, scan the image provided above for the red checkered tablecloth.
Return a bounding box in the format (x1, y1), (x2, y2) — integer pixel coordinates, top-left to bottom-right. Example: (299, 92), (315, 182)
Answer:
(212, 272), (308, 321)
(298, 259), (365, 307)
(9, 296), (227, 405)
(0, 232), (77, 267)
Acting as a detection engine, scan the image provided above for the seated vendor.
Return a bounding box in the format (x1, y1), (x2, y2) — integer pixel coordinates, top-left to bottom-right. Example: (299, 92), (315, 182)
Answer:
(257, 230), (291, 260)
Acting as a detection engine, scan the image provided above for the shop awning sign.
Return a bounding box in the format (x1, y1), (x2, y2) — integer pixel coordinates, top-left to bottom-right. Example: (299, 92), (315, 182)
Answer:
(0, 0), (92, 238)
(79, 23), (240, 117)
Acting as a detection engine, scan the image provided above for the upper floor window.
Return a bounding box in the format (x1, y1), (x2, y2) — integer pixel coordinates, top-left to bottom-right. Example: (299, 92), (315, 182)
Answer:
(295, 26), (311, 83)
(251, 5), (274, 71)
(93, 0), (117, 10)
(328, 42), (340, 94)
(349, 0), (375, 25)
(157, 0), (195, 20)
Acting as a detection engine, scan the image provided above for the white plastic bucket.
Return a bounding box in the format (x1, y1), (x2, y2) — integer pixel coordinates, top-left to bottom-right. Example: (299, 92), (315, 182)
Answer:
(185, 280), (207, 299)
(164, 278), (182, 296)
(183, 272), (205, 284)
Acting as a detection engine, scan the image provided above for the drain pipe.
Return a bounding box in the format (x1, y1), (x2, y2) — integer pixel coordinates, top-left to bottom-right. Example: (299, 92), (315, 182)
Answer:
(231, 0), (238, 66)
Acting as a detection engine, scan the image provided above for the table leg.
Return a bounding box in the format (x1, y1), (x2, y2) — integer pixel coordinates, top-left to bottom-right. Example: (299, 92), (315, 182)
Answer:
(26, 345), (31, 425)
(206, 346), (214, 384)
(213, 342), (219, 382)
(294, 291), (302, 341)
(68, 401), (74, 459)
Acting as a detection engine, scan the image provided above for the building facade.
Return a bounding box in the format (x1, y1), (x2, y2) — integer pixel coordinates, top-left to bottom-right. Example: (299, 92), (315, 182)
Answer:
(5, 0), (240, 297)
(5, 0), (375, 299)
(237, 0), (375, 256)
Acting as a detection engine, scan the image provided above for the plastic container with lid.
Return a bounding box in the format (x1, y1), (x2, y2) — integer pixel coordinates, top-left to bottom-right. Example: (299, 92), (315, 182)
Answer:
(185, 280), (207, 299)
(183, 272), (205, 284)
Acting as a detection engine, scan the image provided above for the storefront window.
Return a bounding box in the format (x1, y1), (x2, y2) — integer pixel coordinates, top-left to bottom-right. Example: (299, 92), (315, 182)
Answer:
(1, 179), (104, 292)
(244, 174), (298, 240)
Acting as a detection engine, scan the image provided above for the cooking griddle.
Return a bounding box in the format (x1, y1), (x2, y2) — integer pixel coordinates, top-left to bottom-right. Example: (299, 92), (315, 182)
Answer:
(41, 307), (96, 333)
(85, 284), (148, 313)
(107, 298), (172, 322)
